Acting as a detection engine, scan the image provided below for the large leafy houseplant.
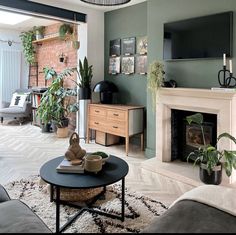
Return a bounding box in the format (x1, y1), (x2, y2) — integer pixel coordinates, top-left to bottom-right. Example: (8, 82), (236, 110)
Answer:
(20, 30), (36, 64)
(147, 61), (165, 111)
(37, 67), (79, 133)
(186, 113), (236, 184)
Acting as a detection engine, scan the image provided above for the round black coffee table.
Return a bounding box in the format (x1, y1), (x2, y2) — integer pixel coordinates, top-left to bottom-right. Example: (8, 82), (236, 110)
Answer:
(40, 155), (129, 233)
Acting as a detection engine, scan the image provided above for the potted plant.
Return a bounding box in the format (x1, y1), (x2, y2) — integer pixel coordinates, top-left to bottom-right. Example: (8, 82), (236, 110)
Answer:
(20, 30), (36, 65)
(186, 113), (236, 185)
(147, 61), (165, 111)
(59, 23), (73, 40)
(77, 57), (93, 100)
(37, 67), (79, 138)
(33, 26), (45, 40)
(59, 53), (66, 63)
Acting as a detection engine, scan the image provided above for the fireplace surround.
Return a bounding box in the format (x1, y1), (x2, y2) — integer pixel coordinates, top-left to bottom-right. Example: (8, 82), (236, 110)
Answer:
(156, 88), (236, 184)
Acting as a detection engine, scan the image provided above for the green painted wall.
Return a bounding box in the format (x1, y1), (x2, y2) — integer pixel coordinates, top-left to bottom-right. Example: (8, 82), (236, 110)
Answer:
(105, 0), (236, 158)
(146, 0), (236, 158)
(104, 2), (147, 108)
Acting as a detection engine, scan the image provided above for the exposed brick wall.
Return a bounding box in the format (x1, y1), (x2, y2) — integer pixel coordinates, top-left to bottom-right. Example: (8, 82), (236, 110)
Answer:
(31, 23), (78, 89)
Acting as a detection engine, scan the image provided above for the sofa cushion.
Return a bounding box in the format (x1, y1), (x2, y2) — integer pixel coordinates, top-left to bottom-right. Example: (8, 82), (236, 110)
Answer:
(142, 200), (236, 233)
(0, 200), (51, 233)
(0, 185), (10, 203)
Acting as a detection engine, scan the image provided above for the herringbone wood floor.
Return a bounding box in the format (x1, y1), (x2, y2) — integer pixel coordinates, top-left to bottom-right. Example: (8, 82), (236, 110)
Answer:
(0, 122), (192, 205)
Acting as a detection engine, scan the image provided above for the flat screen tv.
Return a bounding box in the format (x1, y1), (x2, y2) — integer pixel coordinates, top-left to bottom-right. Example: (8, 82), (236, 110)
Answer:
(163, 11), (233, 61)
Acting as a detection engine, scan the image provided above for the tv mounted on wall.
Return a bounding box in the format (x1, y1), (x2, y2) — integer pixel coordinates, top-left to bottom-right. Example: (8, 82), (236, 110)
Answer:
(163, 11), (233, 61)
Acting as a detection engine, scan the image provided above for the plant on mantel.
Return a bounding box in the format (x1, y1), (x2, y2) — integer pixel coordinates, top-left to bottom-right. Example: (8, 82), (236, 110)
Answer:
(147, 60), (165, 111)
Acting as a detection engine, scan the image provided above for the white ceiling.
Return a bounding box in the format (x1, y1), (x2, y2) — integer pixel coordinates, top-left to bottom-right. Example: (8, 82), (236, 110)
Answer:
(0, 0), (147, 31)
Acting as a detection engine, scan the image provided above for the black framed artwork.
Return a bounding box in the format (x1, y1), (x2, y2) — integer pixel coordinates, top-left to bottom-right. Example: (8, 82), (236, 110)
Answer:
(110, 39), (121, 57)
(109, 57), (121, 74)
(122, 37), (136, 55)
(137, 36), (148, 55)
(136, 55), (147, 74)
(122, 56), (135, 74)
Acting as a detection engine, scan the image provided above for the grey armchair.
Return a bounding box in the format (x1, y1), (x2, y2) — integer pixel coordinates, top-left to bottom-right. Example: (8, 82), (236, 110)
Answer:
(0, 89), (32, 125)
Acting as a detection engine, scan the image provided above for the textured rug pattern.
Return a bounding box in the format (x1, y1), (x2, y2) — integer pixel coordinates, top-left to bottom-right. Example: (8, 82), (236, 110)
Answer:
(5, 176), (168, 233)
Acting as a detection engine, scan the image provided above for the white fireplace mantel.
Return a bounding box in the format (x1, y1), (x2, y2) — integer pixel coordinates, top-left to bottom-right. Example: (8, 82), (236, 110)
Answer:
(156, 88), (236, 184)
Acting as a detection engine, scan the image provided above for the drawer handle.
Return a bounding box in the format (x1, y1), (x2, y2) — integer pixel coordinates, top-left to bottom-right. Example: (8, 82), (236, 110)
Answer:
(113, 113), (119, 117)
(95, 122), (99, 125)
(113, 126), (118, 129)
(95, 110), (100, 113)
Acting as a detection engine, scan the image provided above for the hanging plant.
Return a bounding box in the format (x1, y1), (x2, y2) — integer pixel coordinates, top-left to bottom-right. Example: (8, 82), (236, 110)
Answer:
(20, 30), (36, 65)
(59, 24), (73, 40)
(147, 61), (165, 111)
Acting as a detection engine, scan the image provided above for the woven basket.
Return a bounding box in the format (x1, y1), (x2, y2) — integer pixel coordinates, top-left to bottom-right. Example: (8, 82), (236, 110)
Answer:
(52, 186), (103, 202)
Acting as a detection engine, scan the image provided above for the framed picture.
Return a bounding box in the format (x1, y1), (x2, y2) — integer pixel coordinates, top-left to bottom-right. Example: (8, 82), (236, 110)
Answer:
(137, 36), (148, 55)
(122, 37), (136, 55)
(122, 56), (135, 74)
(109, 57), (120, 74)
(136, 55), (147, 74)
(110, 39), (121, 57)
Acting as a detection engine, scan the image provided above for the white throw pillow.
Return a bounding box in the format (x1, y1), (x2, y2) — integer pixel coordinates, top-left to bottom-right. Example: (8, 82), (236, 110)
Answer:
(10, 93), (28, 108)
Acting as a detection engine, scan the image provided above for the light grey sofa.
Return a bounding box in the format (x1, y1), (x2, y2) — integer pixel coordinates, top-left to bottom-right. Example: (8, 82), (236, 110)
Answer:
(0, 185), (51, 233)
(0, 89), (32, 125)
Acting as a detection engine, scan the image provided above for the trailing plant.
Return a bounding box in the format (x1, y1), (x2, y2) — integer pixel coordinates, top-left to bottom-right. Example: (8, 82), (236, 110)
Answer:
(77, 57), (93, 88)
(59, 23), (73, 40)
(147, 61), (165, 111)
(186, 113), (236, 177)
(20, 30), (36, 64)
(37, 67), (79, 128)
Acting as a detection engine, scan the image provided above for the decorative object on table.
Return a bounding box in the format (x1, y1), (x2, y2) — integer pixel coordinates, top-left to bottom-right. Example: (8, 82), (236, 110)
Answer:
(147, 60), (165, 111)
(186, 113), (236, 185)
(93, 80), (118, 104)
(122, 56), (135, 74)
(137, 36), (147, 55)
(84, 155), (103, 173)
(110, 38), (121, 57)
(91, 151), (110, 165)
(163, 79), (177, 88)
(56, 158), (84, 174)
(122, 37), (136, 55)
(109, 57), (120, 75)
(65, 132), (86, 161)
(218, 53), (236, 88)
(136, 55), (147, 74)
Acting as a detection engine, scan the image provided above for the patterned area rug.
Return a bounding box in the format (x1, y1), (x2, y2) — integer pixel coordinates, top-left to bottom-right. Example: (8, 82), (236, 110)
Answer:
(4, 176), (168, 233)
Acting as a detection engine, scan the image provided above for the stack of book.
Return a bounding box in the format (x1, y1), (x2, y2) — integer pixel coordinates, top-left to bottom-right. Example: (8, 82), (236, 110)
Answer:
(56, 158), (84, 174)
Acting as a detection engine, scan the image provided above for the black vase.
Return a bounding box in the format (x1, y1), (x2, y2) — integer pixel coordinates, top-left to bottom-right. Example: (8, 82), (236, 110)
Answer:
(199, 164), (222, 185)
(79, 88), (91, 100)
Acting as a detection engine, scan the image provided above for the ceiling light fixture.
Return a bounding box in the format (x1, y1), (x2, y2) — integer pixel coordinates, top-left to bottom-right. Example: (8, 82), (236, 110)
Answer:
(80, 0), (131, 6)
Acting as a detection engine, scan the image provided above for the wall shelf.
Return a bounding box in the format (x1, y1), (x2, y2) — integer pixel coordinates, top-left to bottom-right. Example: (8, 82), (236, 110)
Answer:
(33, 34), (60, 44)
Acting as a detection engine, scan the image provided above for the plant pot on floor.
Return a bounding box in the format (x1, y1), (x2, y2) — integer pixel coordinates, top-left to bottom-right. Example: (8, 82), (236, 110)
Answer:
(57, 127), (68, 138)
(41, 123), (51, 133)
(199, 163), (222, 185)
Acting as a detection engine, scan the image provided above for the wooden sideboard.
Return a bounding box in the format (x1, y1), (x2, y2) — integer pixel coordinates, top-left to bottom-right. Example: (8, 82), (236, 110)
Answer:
(86, 104), (144, 156)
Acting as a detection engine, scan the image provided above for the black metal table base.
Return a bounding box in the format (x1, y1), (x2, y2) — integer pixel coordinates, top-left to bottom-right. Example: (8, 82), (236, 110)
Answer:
(53, 178), (125, 233)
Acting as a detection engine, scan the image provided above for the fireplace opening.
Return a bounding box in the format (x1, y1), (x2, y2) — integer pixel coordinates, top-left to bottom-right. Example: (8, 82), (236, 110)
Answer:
(171, 110), (217, 162)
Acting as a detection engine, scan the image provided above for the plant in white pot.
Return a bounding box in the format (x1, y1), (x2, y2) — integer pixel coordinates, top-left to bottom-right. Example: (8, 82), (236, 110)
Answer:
(186, 113), (236, 185)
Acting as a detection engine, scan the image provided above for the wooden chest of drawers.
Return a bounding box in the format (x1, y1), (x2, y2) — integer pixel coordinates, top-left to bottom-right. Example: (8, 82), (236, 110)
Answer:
(86, 104), (144, 156)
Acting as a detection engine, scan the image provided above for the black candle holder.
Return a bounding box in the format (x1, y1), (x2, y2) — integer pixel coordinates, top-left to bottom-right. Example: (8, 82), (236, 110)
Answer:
(218, 66), (231, 88)
(226, 73), (236, 88)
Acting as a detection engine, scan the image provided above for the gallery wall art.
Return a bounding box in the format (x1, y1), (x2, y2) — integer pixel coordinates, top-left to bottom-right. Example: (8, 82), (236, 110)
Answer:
(136, 55), (147, 74)
(122, 56), (135, 74)
(109, 57), (121, 74)
(122, 37), (136, 55)
(110, 39), (121, 57)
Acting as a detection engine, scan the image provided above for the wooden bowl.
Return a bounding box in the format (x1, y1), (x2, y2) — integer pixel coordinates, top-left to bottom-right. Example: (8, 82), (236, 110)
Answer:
(84, 155), (102, 173)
